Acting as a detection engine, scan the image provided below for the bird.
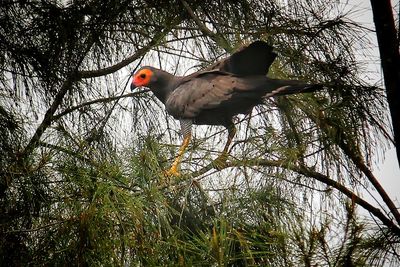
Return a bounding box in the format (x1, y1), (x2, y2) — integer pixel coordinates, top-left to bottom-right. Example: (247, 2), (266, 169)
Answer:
(131, 41), (322, 176)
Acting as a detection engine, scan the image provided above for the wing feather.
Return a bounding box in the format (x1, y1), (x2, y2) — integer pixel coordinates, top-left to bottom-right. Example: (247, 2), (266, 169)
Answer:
(165, 70), (318, 120)
(204, 41), (276, 76)
(165, 71), (266, 119)
(166, 73), (240, 119)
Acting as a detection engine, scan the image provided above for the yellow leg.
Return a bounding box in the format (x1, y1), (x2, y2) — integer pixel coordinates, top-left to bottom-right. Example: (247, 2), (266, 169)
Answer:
(213, 125), (236, 170)
(165, 134), (191, 176)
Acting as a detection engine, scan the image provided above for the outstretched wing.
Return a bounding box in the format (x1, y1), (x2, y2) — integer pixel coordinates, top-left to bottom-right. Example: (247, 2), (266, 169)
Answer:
(204, 41), (277, 76)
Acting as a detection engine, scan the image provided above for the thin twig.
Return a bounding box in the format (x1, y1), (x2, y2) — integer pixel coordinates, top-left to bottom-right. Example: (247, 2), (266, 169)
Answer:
(22, 71), (78, 157)
(53, 90), (149, 120)
(179, 0), (233, 52)
(78, 28), (171, 79)
(4, 221), (64, 234)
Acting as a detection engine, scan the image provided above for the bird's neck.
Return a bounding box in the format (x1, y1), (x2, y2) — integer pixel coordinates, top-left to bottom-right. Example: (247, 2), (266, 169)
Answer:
(152, 72), (181, 103)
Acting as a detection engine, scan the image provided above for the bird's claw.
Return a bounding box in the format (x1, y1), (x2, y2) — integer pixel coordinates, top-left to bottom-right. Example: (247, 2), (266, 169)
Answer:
(163, 166), (181, 177)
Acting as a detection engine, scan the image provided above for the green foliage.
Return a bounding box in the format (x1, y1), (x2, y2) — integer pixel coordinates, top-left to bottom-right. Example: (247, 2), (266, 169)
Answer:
(1, 0), (399, 266)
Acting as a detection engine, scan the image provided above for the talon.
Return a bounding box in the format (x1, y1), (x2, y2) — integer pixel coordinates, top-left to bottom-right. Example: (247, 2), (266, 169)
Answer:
(164, 166), (181, 177)
(212, 125), (235, 170)
(162, 134), (190, 178)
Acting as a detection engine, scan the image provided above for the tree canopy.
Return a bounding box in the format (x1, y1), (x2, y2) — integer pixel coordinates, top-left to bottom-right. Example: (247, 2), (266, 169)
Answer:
(1, 0), (399, 266)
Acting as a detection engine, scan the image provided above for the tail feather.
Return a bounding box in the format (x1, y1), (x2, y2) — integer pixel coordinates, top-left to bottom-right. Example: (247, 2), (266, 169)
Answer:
(264, 80), (323, 98)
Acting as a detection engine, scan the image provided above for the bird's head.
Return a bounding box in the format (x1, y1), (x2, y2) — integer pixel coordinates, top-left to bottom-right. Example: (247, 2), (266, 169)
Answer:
(130, 66), (178, 103)
(131, 67), (155, 90)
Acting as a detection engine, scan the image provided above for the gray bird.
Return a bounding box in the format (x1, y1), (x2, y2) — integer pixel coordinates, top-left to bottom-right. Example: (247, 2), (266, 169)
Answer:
(131, 41), (321, 176)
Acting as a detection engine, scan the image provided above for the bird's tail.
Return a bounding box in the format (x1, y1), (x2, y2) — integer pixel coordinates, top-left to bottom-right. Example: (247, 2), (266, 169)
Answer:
(263, 79), (323, 98)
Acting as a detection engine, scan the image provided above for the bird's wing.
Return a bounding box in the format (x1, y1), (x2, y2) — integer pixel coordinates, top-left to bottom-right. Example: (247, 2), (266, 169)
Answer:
(165, 71), (263, 119)
(204, 41), (277, 76)
(166, 71), (321, 120)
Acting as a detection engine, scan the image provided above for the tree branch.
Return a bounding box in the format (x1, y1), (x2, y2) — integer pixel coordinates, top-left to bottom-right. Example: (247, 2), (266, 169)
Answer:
(338, 136), (400, 226)
(180, 0), (234, 53)
(289, 98), (400, 227)
(370, 0), (400, 168)
(186, 158), (400, 236)
(314, 109), (400, 226)
(78, 30), (169, 79)
(39, 141), (93, 165)
(22, 72), (78, 157)
(21, 25), (174, 158)
(52, 90), (149, 121)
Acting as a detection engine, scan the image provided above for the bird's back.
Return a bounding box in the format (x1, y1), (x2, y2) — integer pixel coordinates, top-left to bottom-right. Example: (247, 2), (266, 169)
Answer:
(165, 71), (320, 126)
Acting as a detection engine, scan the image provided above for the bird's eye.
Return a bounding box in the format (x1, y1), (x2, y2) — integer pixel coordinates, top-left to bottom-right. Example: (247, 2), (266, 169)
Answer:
(133, 69), (152, 87)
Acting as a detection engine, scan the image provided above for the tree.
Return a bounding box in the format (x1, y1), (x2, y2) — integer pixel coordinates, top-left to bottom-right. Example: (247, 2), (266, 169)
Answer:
(1, 0), (399, 266)
(370, 0), (400, 168)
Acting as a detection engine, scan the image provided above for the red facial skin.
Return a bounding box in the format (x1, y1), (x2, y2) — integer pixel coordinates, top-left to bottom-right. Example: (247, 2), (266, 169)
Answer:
(132, 69), (153, 87)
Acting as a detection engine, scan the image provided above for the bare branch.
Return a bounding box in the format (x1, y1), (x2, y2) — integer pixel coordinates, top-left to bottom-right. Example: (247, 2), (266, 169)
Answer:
(79, 30), (170, 79)
(22, 71), (78, 157)
(52, 90), (149, 121)
(370, 0), (400, 168)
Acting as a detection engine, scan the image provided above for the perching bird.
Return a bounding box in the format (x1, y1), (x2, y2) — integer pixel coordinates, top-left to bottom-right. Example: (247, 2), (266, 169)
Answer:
(131, 41), (322, 176)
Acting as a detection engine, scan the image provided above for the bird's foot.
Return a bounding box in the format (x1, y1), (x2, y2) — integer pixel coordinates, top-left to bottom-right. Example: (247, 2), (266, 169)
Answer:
(212, 153), (229, 170)
(163, 165), (181, 177)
